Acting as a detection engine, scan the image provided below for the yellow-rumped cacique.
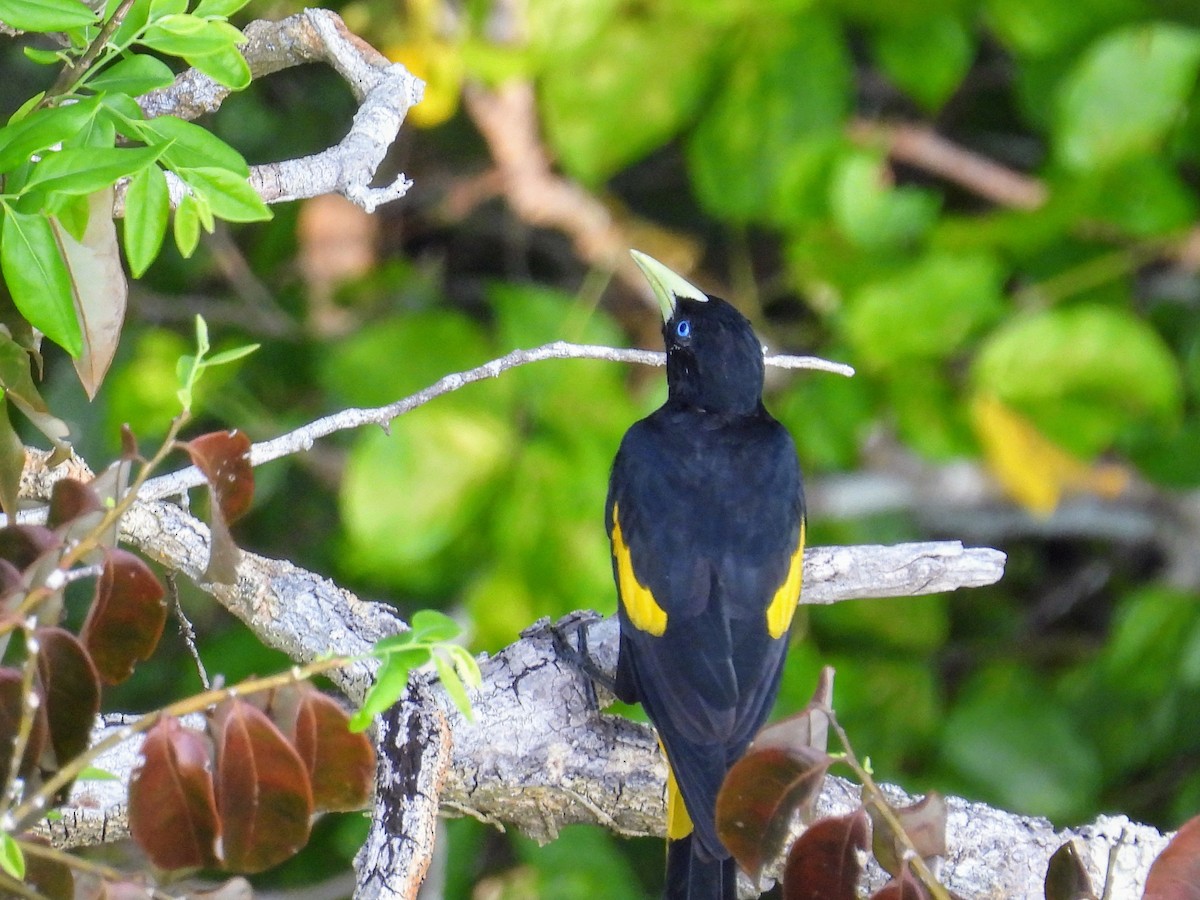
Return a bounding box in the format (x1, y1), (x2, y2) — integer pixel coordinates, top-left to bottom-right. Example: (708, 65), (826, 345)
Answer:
(607, 251), (806, 899)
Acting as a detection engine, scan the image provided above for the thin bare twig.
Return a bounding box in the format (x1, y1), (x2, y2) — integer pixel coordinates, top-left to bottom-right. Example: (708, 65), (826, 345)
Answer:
(136, 341), (854, 502)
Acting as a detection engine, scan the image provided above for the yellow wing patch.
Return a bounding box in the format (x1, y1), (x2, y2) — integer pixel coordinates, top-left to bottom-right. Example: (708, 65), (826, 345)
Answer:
(611, 503), (668, 636)
(663, 749), (694, 840)
(765, 518), (805, 639)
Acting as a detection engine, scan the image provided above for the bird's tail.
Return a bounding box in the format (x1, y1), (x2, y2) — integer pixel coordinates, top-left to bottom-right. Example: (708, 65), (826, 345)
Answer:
(665, 836), (737, 900)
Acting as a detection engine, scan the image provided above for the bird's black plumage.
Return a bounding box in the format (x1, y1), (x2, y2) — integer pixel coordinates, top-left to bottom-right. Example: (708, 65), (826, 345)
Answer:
(608, 253), (806, 900)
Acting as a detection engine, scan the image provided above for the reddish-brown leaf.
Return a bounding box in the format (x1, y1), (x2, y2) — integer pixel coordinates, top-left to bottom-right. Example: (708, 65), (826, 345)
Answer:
(869, 866), (932, 900)
(716, 743), (833, 882)
(0, 667), (49, 791)
(290, 685), (375, 811)
(47, 478), (102, 529)
(119, 424), (139, 462)
(1144, 814), (1200, 899)
(214, 699), (313, 873)
(0, 558), (23, 601)
(870, 793), (948, 878)
(35, 627), (100, 786)
(783, 808), (870, 900)
(0, 525), (60, 571)
(128, 717), (220, 871)
(183, 431), (254, 524)
(1045, 840), (1098, 900)
(81, 549), (166, 685)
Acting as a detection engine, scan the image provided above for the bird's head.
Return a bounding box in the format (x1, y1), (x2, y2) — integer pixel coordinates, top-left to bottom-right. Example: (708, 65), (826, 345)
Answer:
(631, 250), (765, 416)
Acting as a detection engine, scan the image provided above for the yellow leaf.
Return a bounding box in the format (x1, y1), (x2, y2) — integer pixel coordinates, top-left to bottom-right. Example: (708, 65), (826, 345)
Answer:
(970, 394), (1129, 516)
(388, 39), (464, 128)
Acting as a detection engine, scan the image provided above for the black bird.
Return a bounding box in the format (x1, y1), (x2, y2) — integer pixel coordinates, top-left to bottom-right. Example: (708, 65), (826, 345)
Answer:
(608, 251), (806, 899)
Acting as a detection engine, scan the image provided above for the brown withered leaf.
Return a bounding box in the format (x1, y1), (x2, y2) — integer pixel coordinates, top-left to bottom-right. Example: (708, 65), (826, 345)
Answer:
(289, 684), (375, 812)
(870, 866), (932, 900)
(716, 742), (834, 884)
(81, 549), (166, 685)
(128, 717), (220, 871)
(183, 431), (254, 525)
(182, 431), (253, 584)
(1045, 840), (1098, 900)
(35, 627), (100, 793)
(783, 808), (870, 900)
(0, 666), (49, 790)
(53, 188), (128, 399)
(870, 792), (947, 878)
(47, 478), (102, 529)
(1144, 813), (1200, 900)
(214, 699), (313, 873)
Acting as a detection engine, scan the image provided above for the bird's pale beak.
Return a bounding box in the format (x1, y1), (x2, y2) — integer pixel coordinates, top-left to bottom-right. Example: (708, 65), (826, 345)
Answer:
(630, 250), (709, 320)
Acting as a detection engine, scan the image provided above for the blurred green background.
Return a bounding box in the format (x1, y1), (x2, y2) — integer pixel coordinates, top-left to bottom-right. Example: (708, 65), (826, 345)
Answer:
(8, 0), (1200, 894)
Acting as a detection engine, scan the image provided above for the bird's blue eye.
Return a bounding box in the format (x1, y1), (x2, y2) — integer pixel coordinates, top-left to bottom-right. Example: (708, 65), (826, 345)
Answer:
(675, 319), (691, 339)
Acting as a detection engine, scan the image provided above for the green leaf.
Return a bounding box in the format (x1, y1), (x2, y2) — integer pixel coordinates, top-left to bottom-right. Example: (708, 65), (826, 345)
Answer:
(0, 99), (99, 174)
(973, 304), (1183, 455)
(0, 0), (95, 31)
(148, 0), (187, 18)
(350, 651), (427, 731)
(434, 652), (473, 720)
(872, 14), (973, 112)
(0, 209), (82, 355)
(178, 166), (270, 222)
(173, 193), (200, 257)
(0, 831), (24, 880)
(23, 146), (161, 196)
(123, 165), (169, 277)
(203, 344), (259, 366)
(140, 13), (245, 57)
(539, 10), (719, 185)
(187, 42), (251, 89)
(687, 14), (851, 223)
(371, 631), (417, 654)
(24, 46), (66, 65)
(843, 250), (1005, 368)
(1055, 23), (1200, 171)
(87, 54), (176, 95)
(137, 114), (248, 172)
(193, 0), (252, 17)
(411, 609), (461, 643)
(829, 150), (940, 249)
(942, 664), (1101, 820)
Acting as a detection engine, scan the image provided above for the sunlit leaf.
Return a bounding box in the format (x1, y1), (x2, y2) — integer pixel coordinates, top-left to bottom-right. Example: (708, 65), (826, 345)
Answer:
(134, 115), (249, 174)
(782, 808), (869, 900)
(411, 609), (460, 643)
(1143, 814), (1200, 899)
(187, 43), (252, 90)
(87, 54), (175, 96)
(350, 648), (430, 732)
(0, 208), (81, 356)
(51, 188), (127, 398)
(214, 698), (313, 873)
(0, 0), (95, 32)
(81, 548), (166, 684)
(123, 165), (169, 277)
(1055, 24), (1200, 171)
(0, 100), (99, 175)
(173, 194), (201, 257)
(22, 146), (160, 197)
(128, 716), (220, 870)
(0, 832), (22, 880)
(290, 685), (375, 812)
(971, 394), (1129, 516)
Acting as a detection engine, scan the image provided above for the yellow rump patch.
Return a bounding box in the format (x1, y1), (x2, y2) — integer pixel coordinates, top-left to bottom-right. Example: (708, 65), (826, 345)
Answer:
(765, 519), (805, 639)
(663, 748), (694, 840)
(611, 503), (668, 636)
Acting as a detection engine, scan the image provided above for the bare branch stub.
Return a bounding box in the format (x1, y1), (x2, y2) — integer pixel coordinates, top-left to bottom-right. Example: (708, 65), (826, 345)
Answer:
(126, 8), (424, 215)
